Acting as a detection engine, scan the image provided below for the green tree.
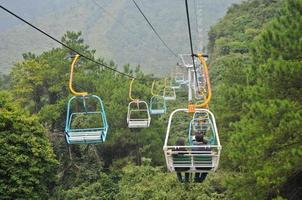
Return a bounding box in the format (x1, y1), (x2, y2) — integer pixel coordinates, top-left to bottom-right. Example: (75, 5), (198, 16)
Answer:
(0, 91), (58, 199)
(53, 172), (118, 200)
(116, 164), (228, 200)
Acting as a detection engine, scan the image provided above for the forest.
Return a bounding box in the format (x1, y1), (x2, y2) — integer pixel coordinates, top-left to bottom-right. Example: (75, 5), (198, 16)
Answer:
(0, 0), (301, 199)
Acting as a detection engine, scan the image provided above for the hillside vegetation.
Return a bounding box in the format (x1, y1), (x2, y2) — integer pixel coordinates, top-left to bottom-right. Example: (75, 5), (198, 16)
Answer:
(208, 0), (302, 199)
(0, 0), (301, 199)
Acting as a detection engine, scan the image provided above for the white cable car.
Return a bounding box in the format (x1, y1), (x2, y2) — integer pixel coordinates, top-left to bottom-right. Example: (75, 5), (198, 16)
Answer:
(163, 109), (221, 173)
(127, 79), (151, 128)
(127, 100), (151, 128)
(164, 88), (176, 101)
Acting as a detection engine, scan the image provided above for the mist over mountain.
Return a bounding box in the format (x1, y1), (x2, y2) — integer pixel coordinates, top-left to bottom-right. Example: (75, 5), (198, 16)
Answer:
(0, 0), (243, 75)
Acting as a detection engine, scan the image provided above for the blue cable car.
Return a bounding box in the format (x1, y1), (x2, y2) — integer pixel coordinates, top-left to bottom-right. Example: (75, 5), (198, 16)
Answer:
(65, 54), (108, 144)
(149, 80), (167, 115)
(65, 95), (108, 144)
(149, 95), (166, 115)
(164, 78), (176, 101)
(189, 111), (216, 145)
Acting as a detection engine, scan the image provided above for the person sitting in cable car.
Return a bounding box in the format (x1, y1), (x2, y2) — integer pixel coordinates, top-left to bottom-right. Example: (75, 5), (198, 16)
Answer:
(193, 132), (209, 183)
(193, 131), (208, 145)
(174, 137), (190, 183)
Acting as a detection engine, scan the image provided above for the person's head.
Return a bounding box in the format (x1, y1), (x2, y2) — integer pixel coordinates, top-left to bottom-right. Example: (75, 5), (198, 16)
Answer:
(176, 137), (185, 146)
(195, 132), (204, 143)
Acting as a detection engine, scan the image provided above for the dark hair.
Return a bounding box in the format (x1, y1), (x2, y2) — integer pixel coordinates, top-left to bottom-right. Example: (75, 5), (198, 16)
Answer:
(176, 137), (185, 146)
(195, 132), (204, 142)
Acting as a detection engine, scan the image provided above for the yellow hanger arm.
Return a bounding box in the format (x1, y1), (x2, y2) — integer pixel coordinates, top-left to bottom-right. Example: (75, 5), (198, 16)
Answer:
(151, 80), (157, 96)
(69, 54), (88, 96)
(129, 78), (138, 101)
(195, 53), (212, 108)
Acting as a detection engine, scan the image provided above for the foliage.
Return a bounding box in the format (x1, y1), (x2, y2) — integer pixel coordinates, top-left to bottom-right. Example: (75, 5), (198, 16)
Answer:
(52, 172), (118, 200)
(0, 91), (58, 199)
(116, 164), (228, 200)
(208, 0), (302, 199)
(0, 73), (10, 90)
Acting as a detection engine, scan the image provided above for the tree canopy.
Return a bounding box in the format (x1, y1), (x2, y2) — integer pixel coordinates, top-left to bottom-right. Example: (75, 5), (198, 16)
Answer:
(0, 91), (58, 199)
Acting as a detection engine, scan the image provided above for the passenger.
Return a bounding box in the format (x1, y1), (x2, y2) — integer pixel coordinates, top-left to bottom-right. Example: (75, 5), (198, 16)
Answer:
(193, 132), (209, 183)
(193, 131), (207, 145)
(175, 137), (190, 183)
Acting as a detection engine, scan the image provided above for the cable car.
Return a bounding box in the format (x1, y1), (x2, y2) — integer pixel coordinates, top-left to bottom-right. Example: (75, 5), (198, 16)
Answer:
(127, 100), (151, 128)
(175, 72), (185, 84)
(65, 95), (108, 144)
(171, 82), (181, 90)
(163, 108), (221, 173)
(127, 79), (151, 128)
(189, 111), (215, 145)
(64, 54), (108, 144)
(163, 78), (176, 101)
(149, 96), (166, 114)
(171, 64), (187, 88)
(170, 76), (181, 89)
(149, 81), (166, 115)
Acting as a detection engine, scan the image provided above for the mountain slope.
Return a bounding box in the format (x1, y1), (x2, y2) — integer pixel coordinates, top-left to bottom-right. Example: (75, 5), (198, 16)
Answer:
(0, 0), (243, 74)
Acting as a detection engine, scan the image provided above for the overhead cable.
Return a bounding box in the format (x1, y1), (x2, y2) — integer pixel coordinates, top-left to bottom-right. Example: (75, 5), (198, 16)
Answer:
(131, 0), (178, 58)
(193, 0), (199, 52)
(0, 5), (136, 79)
